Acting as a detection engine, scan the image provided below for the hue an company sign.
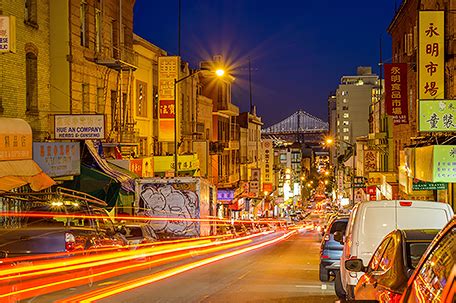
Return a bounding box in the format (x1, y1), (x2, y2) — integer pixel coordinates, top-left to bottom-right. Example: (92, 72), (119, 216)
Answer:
(158, 56), (179, 142)
(54, 115), (105, 139)
(419, 11), (444, 100)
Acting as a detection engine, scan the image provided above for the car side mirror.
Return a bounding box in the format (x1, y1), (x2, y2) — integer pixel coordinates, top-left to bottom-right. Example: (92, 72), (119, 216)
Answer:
(334, 231), (344, 243)
(345, 259), (366, 272)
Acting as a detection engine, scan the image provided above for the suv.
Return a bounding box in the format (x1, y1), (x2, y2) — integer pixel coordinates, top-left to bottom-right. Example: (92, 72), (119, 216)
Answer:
(400, 217), (455, 303)
(336, 200), (453, 300)
(319, 216), (348, 281)
(0, 188), (127, 258)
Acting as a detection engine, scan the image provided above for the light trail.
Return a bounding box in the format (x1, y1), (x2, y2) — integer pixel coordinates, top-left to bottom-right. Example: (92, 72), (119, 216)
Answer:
(0, 238), (253, 302)
(59, 230), (296, 303)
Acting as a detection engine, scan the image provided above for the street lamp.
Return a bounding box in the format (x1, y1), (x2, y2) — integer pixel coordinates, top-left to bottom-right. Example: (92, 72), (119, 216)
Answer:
(325, 137), (356, 206)
(173, 67), (226, 176)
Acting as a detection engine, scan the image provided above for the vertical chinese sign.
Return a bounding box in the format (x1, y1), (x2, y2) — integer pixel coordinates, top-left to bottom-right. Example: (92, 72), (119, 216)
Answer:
(419, 11), (444, 100)
(158, 56), (179, 141)
(261, 139), (274, 192)
(364, 150), (378, 173)
(384, 63), (408, 124)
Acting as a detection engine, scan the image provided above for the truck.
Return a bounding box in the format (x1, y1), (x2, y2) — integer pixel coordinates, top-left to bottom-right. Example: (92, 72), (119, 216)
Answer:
(135, 177), (216, 238)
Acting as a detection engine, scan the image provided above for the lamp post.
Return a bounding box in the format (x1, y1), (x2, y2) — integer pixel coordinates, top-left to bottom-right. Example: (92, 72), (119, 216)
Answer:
(325, 137), (356, 206)
(173, 68), (225, 176)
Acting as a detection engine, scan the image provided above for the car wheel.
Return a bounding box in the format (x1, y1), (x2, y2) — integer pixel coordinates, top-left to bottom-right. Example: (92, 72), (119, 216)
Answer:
(334, 270), (346, 300)
(319, 264), (329, 282)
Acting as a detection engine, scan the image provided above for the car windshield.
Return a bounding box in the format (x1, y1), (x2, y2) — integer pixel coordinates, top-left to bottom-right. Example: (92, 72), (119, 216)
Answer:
(406, 241), (432, 269)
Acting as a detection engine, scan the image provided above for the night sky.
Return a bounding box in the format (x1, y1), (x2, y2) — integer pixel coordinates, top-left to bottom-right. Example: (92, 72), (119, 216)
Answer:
(134, 1), (397, 127)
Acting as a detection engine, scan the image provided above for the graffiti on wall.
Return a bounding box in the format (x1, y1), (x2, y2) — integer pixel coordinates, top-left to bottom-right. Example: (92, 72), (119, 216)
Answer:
(139, 183), (200, 237)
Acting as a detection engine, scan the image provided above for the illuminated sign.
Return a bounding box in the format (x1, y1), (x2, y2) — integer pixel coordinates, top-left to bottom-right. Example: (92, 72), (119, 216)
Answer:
(419, 100), (456, 132)
(158, 56), (179, 142)
(364, 150), (378, 173)
(217, 189), (234, 201)
(384, 63), (408, 124)
(419, 11), (444, 100)
(261, 140), (274, 186)
(0, 118), (32, 160)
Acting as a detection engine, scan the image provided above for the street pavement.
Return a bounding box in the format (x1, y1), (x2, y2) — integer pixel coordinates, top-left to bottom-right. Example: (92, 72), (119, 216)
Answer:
(25, 228), (338, 303)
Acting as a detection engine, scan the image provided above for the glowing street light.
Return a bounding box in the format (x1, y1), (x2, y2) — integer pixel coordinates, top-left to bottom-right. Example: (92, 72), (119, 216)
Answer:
(174, 67), (227, 176)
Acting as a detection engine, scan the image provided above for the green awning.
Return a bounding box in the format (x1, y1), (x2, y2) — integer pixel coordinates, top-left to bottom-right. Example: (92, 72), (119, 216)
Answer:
(63, 164), (121, 209)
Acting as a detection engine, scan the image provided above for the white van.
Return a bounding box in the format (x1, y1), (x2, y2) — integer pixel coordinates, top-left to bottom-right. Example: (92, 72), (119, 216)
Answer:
(335, 200), (454, 300)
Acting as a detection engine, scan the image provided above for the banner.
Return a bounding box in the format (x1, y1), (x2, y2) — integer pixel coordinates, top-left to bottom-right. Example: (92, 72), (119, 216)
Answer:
(364, 150), (378, 173)
(419, 11), (445, 100)
(419, 100), (456, 132)
(158, 56), (179, 141)
(384, 63), (408, 124)
(261, 140), (274, 187)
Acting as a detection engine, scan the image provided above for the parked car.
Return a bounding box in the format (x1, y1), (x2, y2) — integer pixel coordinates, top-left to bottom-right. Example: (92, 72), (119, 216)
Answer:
(124, 223), (157, 248)
(400, 217), (455, 303)
(0, 188), (127, 259)
(319, 216), (349, 281)
(345, 229), (439, 301)
(335, 200), (453, 300)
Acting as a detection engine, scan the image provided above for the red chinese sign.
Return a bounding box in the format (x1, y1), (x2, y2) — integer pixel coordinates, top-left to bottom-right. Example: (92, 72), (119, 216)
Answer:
(159, 100), (175, 119)
(384, 63), (408, 124)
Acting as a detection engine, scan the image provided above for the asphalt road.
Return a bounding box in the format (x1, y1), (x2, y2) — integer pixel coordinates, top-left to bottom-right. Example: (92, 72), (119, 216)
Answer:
(24, 229), (338, 303)
(102, 229), (337, 303)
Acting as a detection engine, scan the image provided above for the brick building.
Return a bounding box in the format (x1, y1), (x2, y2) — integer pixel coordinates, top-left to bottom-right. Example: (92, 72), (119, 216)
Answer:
(0, 0), (51, 140)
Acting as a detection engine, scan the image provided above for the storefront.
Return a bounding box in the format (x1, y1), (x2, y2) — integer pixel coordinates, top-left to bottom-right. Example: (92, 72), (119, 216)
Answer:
(0, 118), (54, 191)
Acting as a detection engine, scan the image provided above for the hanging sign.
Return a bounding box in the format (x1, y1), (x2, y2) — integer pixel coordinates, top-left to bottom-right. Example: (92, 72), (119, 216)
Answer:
(384, 63), (408, 124)
(419, 11), (445, 100)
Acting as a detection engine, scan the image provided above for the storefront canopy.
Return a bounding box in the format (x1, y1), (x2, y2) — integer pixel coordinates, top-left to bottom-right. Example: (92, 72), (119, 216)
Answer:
(0, 118), (55, 191)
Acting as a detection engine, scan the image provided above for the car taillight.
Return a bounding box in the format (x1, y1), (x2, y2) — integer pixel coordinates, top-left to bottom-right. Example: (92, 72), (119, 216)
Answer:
(399, 201), (412, 206)
(65, 232), (76, 252)
(321, 255), (329, 259)
(324, 234), (330, 241)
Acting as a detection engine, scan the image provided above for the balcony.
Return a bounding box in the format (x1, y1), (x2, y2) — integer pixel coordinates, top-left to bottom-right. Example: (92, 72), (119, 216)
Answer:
(95, 45), (137, 71)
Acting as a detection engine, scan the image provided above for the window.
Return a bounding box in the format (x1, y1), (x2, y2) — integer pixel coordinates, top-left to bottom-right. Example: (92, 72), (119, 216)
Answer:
(95, 8), (102, 52)
(343, 121), (349, 126)
(409, 227), (455, 302)
(342, 106), (348, 111)
(378, 238), (396, 272)
(26, 52), (38, 113)
(369, 237), (391, 272)
(25, 0), (37, 25)
(96, 87), (104, 113)
(341, 91), (348, 96)
(343, 113), (349, 118)
(343, 136), (349, 141)
(136, 80), (147, 118)
(343, 98), (348, 103)
(343, 128), (349, 133)
(82, 83), (89, 113)
(80, 1), (88, 47)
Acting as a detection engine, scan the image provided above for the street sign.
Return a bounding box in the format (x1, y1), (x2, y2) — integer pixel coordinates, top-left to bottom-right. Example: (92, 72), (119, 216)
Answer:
(412, 180), (447, 191)
(353, 176), (366, 188)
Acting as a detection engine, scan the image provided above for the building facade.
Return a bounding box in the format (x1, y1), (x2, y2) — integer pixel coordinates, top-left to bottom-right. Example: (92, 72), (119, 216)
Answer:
(0, 0), (51, 140)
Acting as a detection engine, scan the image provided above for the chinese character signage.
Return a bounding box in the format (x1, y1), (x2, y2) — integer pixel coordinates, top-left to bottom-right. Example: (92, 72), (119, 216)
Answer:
(158, 56), (179, 142)
(136, 80), (147, 118)
(419, 100), (456, 132)
(0, 16), (16, 53)
(364, 150), (378, 173)
(384, 63), (408, 124)
(249, 180), (259, 194)
(153, 154), (199, 173)
(433, 145), (456, 182)
(33, 142), (80, 177)
(353, 176), (366, 188)
(54, 115), (105, 139)
(419, 11), (444, 100)
(217, 189), (234, 202)
(261, 140), (274, 186)
(0, 118), (32, 160)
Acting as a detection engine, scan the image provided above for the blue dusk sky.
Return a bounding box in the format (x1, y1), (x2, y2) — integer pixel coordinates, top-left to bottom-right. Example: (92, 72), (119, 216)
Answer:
(134, 1), (397, 127)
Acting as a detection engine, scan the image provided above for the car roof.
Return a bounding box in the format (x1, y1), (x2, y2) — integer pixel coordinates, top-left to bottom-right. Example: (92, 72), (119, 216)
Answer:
(400, 229), (440, 241)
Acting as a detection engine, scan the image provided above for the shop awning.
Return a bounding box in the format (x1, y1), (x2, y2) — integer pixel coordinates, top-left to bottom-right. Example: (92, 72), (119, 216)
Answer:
(0, 118), (55, 191)
(84, 141), (135, 193)
(0, 159), (55, 191)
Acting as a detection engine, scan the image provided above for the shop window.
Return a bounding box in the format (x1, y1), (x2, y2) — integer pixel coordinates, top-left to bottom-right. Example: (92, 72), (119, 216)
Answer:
(80, 1), (88, 47)
(82, 83), (90, 113)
